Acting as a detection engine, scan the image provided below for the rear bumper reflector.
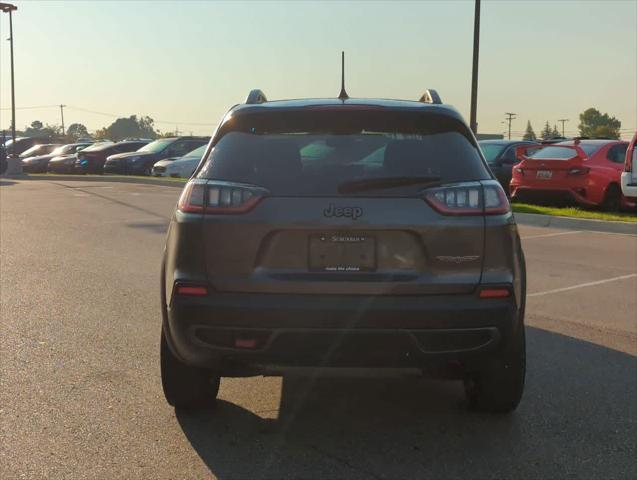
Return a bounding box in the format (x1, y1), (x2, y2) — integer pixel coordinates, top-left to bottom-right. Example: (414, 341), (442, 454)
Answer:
(176, 285), (208, 296)
(478, 288), (511, 298)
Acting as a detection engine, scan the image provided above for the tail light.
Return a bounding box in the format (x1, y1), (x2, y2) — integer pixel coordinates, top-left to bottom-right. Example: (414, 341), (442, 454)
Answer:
(514, 167), (525, 176)
(178, 180), (267, 214)
(567, 167), (590, 176)
(424, 181), (510, 216)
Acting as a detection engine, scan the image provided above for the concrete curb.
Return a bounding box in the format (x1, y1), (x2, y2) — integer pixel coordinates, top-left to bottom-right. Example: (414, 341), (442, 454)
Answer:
(514, 212), (637, 235)
(18, 174), (186, 189)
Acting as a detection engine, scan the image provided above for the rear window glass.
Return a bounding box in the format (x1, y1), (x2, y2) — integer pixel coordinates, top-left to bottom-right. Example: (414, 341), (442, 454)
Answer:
(19, 144), (61, 158)
(479, 143), (506, 163)
(198, 110), (490, 195)
(531, 143), (601, 159)
(81, 142), (114, 152)
(184, 144), (207, 158)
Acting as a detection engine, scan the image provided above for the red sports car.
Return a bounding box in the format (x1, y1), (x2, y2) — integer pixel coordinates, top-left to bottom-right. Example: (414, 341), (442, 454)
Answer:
(510, 139), (634, 210)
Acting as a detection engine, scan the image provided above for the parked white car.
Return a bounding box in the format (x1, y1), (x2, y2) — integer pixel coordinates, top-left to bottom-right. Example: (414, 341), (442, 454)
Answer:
(152, 144), (207, 178)
(620, 132), (637, 199)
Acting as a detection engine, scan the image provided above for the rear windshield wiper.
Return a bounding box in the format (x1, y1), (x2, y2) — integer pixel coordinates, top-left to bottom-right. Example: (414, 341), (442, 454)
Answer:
(337, 176), (442, 194)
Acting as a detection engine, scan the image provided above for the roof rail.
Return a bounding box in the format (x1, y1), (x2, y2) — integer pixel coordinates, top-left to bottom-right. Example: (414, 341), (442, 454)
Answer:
(418, 89), (442, 104)
(245, 89), (268, 104)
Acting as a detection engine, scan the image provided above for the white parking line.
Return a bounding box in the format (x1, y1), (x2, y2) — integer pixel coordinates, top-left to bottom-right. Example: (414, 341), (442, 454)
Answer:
(522, 231), (582, 240)
(528, 273), (637, 297)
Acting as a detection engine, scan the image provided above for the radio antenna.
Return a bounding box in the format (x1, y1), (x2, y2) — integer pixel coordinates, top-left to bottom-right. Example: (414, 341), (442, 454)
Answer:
(338, 51), (349, 100)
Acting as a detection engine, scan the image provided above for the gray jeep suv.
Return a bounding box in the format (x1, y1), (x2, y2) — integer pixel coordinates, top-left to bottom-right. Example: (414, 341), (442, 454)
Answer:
(160, 89), (526, 413)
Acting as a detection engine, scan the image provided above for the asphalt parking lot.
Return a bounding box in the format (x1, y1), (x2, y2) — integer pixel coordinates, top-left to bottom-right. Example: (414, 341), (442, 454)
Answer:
(1, 179), (636, 479)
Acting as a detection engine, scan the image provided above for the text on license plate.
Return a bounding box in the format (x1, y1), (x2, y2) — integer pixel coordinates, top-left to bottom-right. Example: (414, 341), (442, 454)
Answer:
(309, 234), (376, 272)
(536, 170), (553, 179)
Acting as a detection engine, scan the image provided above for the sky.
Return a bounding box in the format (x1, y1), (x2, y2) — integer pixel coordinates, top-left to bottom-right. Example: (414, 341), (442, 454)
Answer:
(0, 0), (636, 139)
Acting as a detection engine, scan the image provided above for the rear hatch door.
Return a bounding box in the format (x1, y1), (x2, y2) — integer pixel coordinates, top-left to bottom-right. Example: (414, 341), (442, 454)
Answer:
(516, 144), (588, 182)
(197, 108), (492, 295)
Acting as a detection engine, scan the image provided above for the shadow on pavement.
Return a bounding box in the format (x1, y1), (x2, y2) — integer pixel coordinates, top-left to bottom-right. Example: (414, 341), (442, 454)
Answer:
(176, 327), (637, 479)
(0, 180), (17, 186)
(126, 221), (169, 234)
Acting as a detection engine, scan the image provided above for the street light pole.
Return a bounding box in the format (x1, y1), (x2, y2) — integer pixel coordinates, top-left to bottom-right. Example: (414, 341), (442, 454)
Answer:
(60, 104), (66, 138)
(469, 0), (481, 134)
(1, 3), (18, 149)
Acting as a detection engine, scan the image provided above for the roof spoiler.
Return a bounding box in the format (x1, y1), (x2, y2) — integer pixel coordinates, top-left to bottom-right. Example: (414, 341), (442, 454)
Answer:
(245, 89), (268, 104)
(418, 89), (442, 104)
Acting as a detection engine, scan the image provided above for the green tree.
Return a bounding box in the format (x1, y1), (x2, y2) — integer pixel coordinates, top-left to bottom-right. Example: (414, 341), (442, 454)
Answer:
(522, 121), (537, 141)
(101, 115), (158, 141)
(540, 121), (553, 140)
(578, 108), (621, 139)
(24, 121), (60, 139)
(552, 125), (561, 138)
(67, 123), (89, 140)
(93, 128), (110, 140)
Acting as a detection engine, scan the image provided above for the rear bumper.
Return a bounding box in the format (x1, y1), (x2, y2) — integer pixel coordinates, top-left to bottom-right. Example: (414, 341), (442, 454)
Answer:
(510, 185), (597, 207)
(164, 292), (521, 373)
(621, 172), (637, 199)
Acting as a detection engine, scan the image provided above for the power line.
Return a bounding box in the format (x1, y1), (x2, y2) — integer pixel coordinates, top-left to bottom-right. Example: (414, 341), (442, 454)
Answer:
(65, 105), (218, 126)
(0, 104), (58, 110)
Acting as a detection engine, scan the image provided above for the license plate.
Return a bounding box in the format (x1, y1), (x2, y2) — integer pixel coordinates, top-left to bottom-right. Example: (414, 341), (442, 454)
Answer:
(536, 170), (553, 179)
(309, 234), (376, 272)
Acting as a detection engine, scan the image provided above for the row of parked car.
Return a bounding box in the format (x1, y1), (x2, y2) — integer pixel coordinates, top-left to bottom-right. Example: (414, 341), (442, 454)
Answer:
(10, 131), (637, 211)
(18, 136), (210, 177)
(478, 135), (637, 211)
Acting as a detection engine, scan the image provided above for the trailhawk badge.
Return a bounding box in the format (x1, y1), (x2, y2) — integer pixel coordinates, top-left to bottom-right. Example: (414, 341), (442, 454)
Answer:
(323, 204), (363, 220)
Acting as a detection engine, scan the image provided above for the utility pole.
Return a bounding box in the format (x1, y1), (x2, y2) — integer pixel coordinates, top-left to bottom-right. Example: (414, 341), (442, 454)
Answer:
(1, 3), (18, 151)
(504, 112), (516, 140)
(469, 0), (481, 134)
(59, 104), (66, 138)
(558, 118), (569, 137)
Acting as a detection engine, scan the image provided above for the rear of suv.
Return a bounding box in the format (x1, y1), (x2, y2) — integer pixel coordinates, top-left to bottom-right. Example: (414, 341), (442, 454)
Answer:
(161, 90), (527, 413)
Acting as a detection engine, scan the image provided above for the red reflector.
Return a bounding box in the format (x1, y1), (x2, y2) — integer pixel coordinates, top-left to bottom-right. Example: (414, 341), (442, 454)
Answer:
(479, 288), (510, 298)
(234, 337), (258, 349)
(176, 285), (208, 296)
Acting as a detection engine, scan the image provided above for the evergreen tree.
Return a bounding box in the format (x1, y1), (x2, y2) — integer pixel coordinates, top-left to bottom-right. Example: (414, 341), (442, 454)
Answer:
(552, 125), (561, 138)
(522, 121), (537, 141)
(540, 121), (553, 140)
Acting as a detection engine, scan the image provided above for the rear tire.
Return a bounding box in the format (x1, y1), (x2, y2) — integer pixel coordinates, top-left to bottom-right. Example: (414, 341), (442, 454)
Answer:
(160, 329), (220, 409)
(463, 328), (526, 414)
(602, 184), (622, 211)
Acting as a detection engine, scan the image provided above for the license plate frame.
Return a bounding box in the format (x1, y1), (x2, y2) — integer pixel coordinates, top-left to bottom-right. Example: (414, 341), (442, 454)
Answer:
(308, 234), (377, 272)
(536, 170), (553, 179)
